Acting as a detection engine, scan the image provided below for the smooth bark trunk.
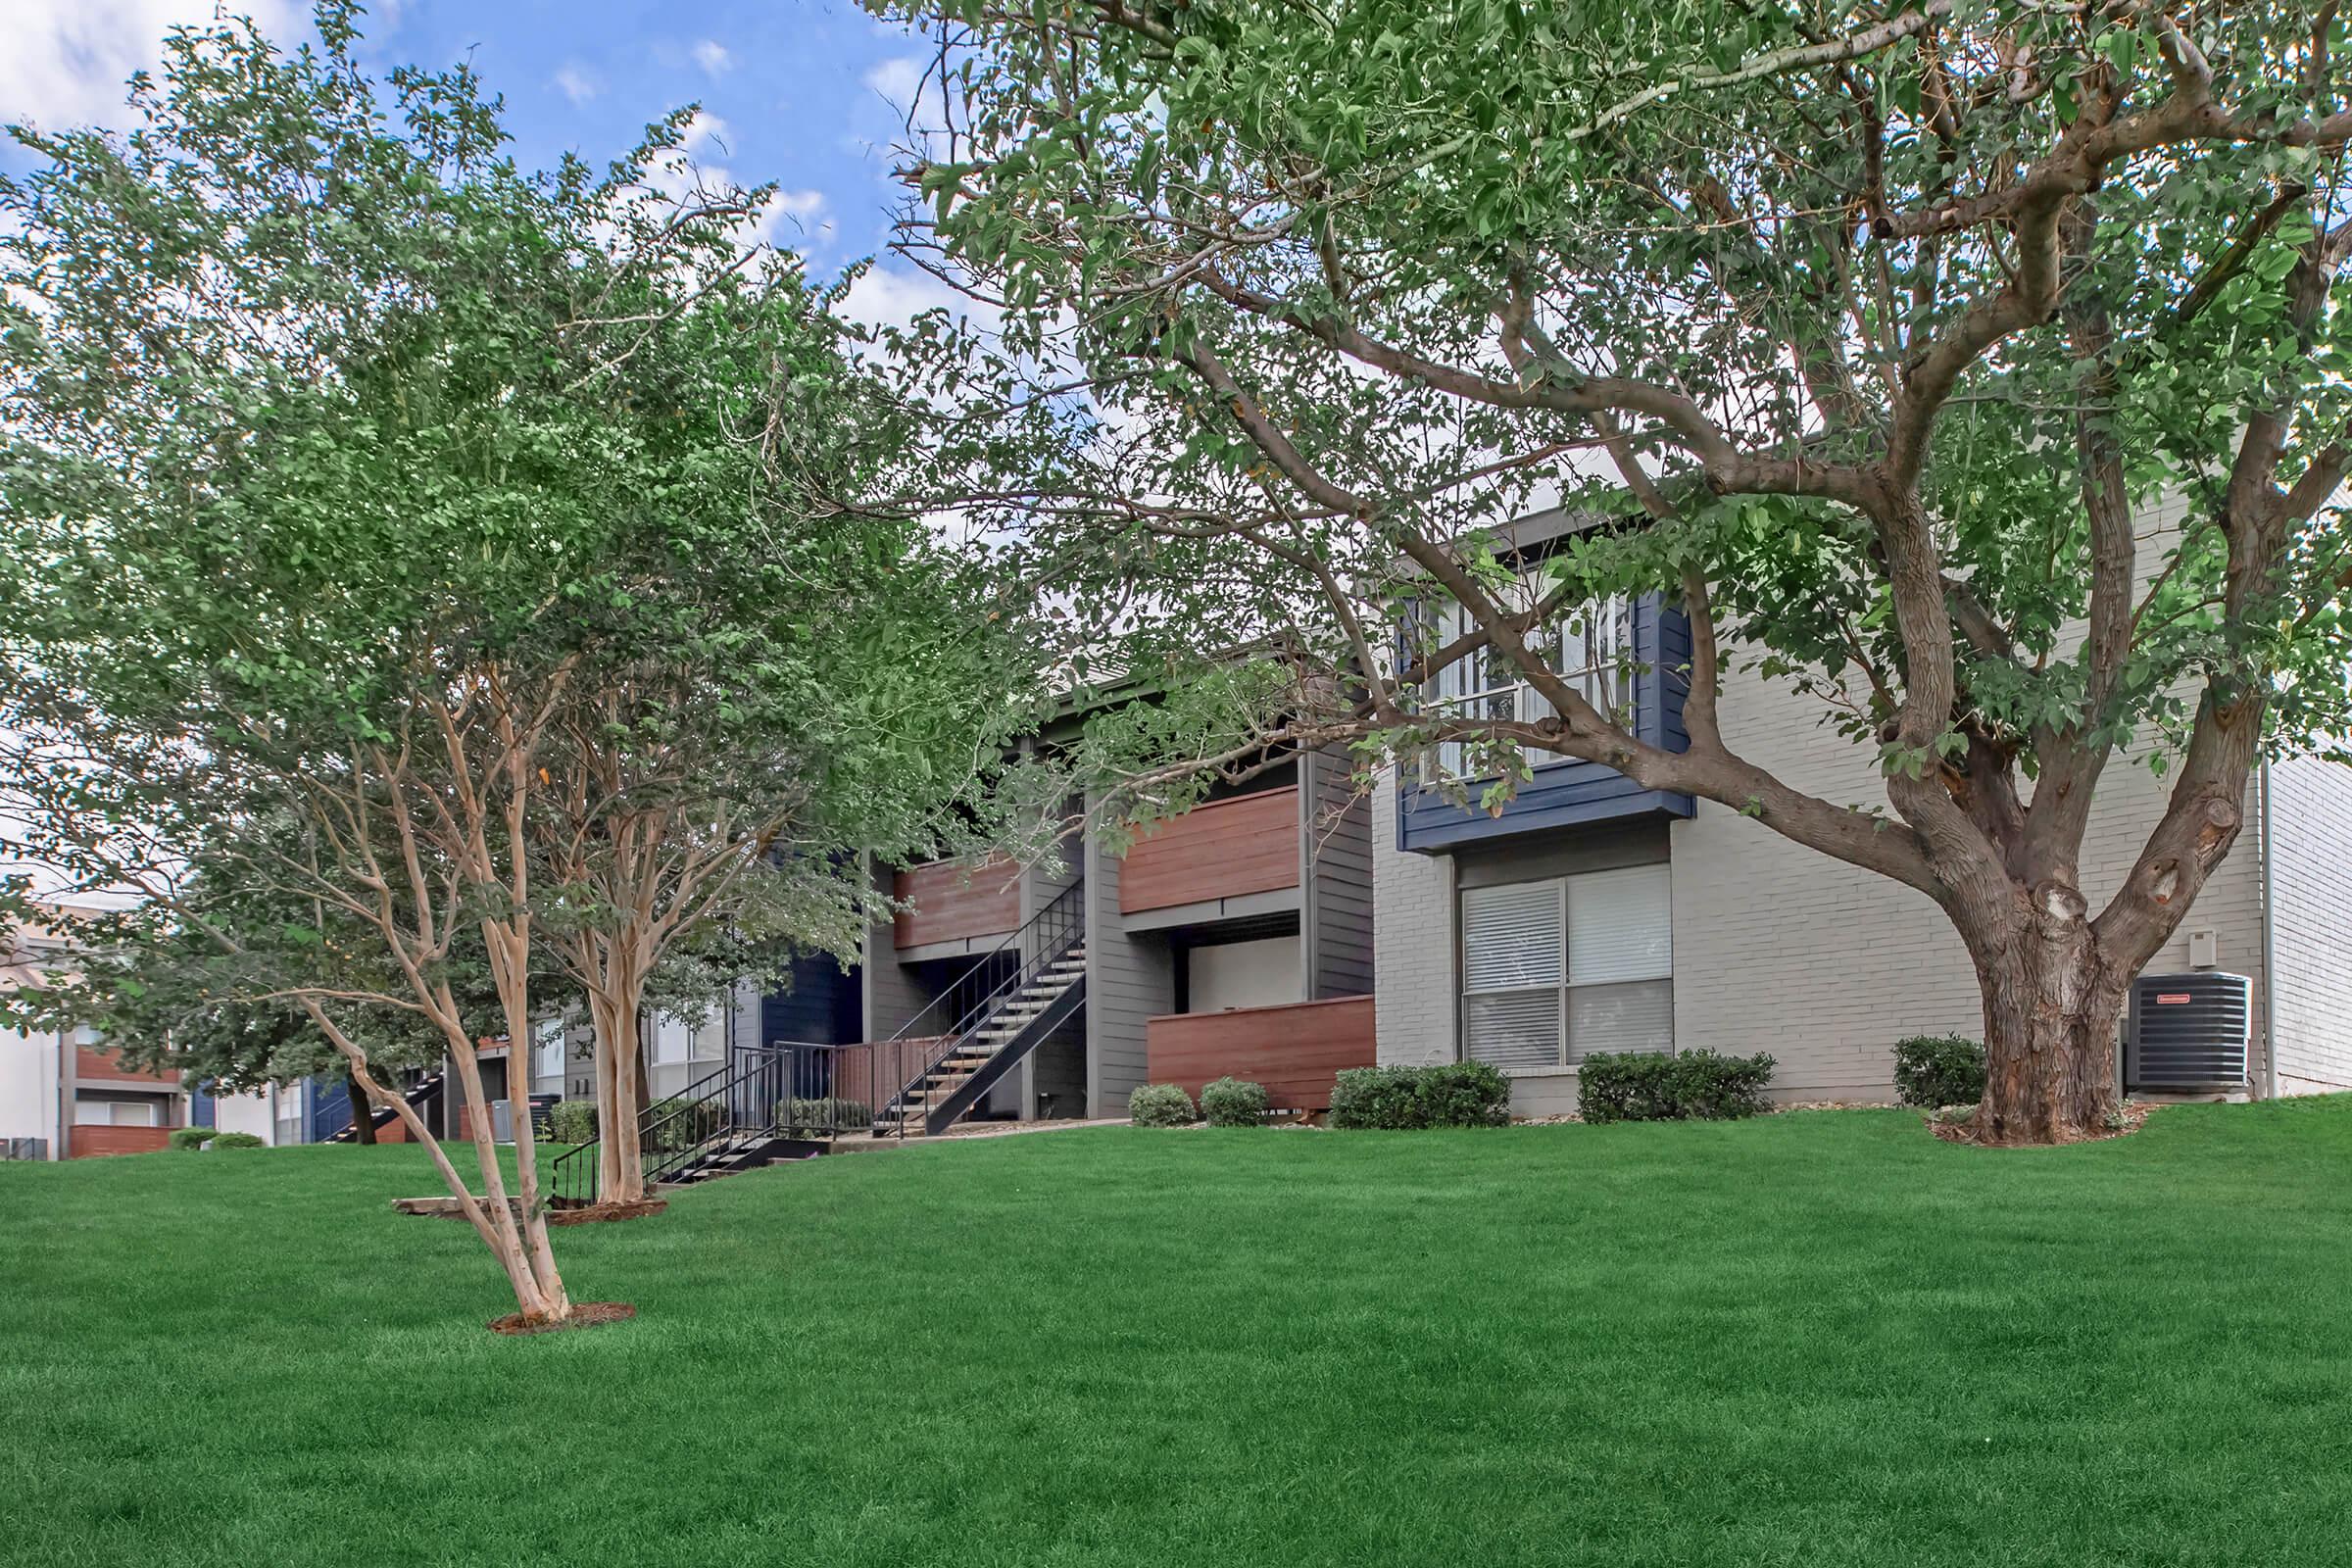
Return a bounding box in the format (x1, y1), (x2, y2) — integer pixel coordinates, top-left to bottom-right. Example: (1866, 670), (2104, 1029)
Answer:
(590, 994), (649, 1204)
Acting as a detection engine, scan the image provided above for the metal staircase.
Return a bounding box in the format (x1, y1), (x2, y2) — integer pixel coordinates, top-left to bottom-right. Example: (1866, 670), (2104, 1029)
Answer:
(326, 1069), (444, 1143)
(872, 878), (1086, 1138)
(541, 877), (1092, 1202)
(548, 1046), (872, 1203)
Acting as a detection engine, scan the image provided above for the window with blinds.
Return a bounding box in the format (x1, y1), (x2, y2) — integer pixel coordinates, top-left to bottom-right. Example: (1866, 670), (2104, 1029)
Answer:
(1459, 864), (1673, 1068)
(1424, 585), (1634, 784)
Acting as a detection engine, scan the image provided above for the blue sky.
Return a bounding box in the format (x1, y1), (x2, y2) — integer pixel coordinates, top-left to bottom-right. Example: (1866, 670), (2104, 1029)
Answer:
(6, 0), (951, 321)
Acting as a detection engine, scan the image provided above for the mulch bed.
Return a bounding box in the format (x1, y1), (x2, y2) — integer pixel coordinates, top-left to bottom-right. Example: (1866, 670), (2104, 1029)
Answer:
(487, 1300), (636, 1337)
(1927, 1102), (2152, 1147)
(550, 1198), (666, 1225)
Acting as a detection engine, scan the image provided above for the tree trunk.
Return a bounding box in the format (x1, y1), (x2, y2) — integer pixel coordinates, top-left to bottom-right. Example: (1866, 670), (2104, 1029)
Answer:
(589, 993), (649, 1204)
(345, 1066), (377, 1145)
(1969, 888), (2127, 1145)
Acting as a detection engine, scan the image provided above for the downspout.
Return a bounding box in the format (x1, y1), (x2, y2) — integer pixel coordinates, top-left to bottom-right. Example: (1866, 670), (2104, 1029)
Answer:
(2260, 758), (2280, 1101)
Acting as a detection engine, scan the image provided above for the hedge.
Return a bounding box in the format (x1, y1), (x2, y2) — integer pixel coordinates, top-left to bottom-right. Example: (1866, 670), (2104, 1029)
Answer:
(1128, 1083), (1198, 1127)
(1577, 1051), (1776, 1123)
(1328, 1062), (1510, 1129)
(1892, 1035), (1986, 1108)
(1199, 1076), (1270, 1127)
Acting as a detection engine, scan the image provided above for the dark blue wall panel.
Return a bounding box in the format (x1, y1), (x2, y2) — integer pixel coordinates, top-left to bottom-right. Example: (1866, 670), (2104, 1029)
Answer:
(759, 955), (863, 1046)
(1398, 591), (1694, 854)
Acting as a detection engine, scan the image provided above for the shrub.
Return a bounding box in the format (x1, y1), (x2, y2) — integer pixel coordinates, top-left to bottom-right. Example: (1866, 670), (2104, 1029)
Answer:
(1578, 1051), (1776, 1124)
(1128, 1082), (1198, 1127)
(544, 1100), (597, 1146)
(776, 1097), (871, 1133)
(167, 1125), (217, 1152)
(208, 1131), (266, 1150)
(1893, 1034), (1985, 1108)
(1199, 1076), (1270, 1127)
(1328, 1061), (1511, 1130)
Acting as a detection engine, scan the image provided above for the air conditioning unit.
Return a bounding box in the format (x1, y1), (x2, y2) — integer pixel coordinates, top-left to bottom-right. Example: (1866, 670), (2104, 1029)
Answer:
(2127, 972), (2251, 1092)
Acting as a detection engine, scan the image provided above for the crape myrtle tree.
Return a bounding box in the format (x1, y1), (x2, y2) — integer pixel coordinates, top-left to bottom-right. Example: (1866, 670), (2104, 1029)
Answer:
(867, 0), (2352, 1143)
(0, 7), (1032, 1322)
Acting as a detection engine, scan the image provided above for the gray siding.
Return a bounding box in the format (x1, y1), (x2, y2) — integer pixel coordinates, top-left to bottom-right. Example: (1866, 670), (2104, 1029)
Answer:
(1302, 748), (1376, 999)
(1086, 789), (1173, 1113)
(861, 857), (930, 1041)
(2266, 756), (2352, 1092)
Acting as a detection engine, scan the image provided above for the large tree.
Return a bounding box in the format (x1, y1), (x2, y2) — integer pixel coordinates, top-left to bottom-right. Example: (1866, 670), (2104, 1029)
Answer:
(0, 5), (1030, 1319)
(868, 0), (2352, 1143)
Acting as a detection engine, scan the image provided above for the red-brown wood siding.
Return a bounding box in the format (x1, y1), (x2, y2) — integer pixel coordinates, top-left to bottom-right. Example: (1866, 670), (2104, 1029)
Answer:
(894, 858), (1021, 951)
(68, 1125), (172, 1157)
(825, 1040), (947, 1113)
(1143, 995), (1375, 1113)
(74, 1045), (179, 1087)
(1119, 786), (1300, 914)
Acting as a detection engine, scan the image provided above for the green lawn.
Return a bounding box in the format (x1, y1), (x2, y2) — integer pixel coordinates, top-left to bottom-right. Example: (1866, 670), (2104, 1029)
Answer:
(7, 1102), (2352, 1566)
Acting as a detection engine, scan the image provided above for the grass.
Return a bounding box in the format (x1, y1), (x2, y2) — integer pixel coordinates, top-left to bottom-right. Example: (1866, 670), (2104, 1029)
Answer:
(7, 1102), (2352, 1567)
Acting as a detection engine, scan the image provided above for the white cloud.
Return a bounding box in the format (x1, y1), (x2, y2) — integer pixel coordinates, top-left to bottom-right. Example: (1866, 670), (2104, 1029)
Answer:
(692, 39), (733, 77)
(553, 64), (599, 106)
(682, 110), (731, 155)
(837, 265), (995, 339)
(1, 0), (300, 130)
(862, 56), (925, 111)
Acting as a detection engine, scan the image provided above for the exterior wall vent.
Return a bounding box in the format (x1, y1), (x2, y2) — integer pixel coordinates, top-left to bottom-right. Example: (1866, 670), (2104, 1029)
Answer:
(2126, 971), (2251, 1092)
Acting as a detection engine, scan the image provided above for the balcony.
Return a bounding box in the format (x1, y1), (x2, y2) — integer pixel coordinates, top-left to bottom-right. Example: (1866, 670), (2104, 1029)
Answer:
(1143, 995), (1376, 1114)
(69, 1125), (172, 1157)
(1397, 592), (1695, 854)
(894, 857), (1021, 954)
(1120, 785), (1300, 917)
(75, 1045), (179, 1088)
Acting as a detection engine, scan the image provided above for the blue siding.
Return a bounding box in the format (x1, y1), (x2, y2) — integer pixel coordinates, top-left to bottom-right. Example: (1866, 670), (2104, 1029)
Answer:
(305, 1074), (350, 1143)
(760, 955), (863, 1046)
(1398, 592), (1694, 855)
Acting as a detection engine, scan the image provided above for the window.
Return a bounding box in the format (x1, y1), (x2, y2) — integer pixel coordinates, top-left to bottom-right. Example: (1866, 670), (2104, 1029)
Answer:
(74, 1095), (161, 1127)
(650, 1009), (724, 1066)
(534, 1019), (565, 1081)
(274, 1081), (305, 1146)
(1459, 864), (1673, 1068)
(1423, 582), (1634, 783)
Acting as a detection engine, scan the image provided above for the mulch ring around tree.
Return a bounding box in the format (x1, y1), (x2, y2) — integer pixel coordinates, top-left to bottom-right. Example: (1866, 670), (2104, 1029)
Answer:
(391, 1196), (667, 1225)
(1925, 1102), (2152, 1148)
(487, 1301), (636, 1337)
(551, 1198), (666, 1225)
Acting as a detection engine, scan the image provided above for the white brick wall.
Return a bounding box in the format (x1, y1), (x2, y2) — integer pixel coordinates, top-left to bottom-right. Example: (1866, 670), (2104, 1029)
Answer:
(1371, 495), (2298, 1105)
(1372, 775), (1455, 1067)
(1670, 653), (2268, 1100)
(2266, 756), (2352, 1092)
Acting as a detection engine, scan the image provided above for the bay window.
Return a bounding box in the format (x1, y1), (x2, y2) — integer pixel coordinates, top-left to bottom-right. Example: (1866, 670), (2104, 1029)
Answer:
(1459, 863), (1673, 1067)
(1425, 586), (1634, 783)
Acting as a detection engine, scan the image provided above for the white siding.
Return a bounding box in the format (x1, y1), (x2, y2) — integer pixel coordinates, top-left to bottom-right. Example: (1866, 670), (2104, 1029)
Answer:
(0, 1027), (59, 1151)
(2266, 755), (2352, 1092)
(211, 1089), (277, 1143)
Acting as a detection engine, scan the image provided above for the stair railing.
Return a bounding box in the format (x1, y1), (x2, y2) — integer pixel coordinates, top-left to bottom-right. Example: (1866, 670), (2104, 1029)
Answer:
(877, 877), (1088, 1135)
(547, 1042), (893, 1203)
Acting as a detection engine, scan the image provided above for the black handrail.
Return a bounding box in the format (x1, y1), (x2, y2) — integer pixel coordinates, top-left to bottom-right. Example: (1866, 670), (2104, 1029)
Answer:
(548, 1042), (890, 1204)
(877, 878), (1087, 1135)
